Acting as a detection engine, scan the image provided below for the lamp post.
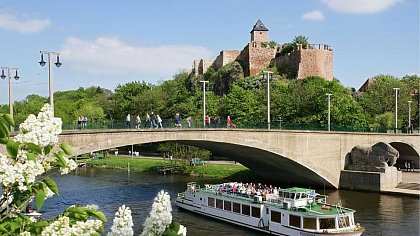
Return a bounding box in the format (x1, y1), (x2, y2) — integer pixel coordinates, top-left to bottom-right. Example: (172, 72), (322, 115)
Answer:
(39, 51), (62, 115)
(279, 116), (282, 130)
(263, 71), (273, 129)
(393, 88), (400, 133)
(199, 80), (209, 127)
(408, 100), (412, 133)
(326, 93), (332, 131)
(1, 67), (20, 131)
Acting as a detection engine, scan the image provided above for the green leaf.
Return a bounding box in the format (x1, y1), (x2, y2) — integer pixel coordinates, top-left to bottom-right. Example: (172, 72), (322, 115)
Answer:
(60, 142), (73, 156)
(85, 209), (107, 222)
(6, 140), (20, 158)
(0, 137), (8, 144)
(0, 224), (8, 233)
(42, 178), (59, 195)
(0, 121), (9, 138)
(27, 143), (42, 154)
(36, 189), (46, 211)
(54, 152), (66, 167)
(44, 145), (53, 155)
(31, 221), (49, 228)
(2, 114), (15, 127)
(66, 207), (85, 214)
(26, 153), (36, 161)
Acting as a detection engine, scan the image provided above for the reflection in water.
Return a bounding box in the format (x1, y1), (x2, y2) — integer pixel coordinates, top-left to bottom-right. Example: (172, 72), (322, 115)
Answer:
(42, 168), (418, 235)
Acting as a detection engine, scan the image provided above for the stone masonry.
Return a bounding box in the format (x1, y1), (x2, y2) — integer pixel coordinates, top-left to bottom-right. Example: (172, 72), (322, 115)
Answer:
(192, 19), (334, 81)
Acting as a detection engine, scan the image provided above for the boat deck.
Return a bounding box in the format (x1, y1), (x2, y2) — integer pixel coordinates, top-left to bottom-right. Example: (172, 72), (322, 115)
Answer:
(196, 188), (355, 216)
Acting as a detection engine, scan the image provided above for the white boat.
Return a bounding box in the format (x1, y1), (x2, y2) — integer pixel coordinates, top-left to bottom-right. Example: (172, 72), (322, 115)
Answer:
(176, 182), (365, 236)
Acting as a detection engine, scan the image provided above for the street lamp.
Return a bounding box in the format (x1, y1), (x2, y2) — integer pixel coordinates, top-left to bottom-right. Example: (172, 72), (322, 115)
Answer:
(199, 80), (209, 127)
(39, 51), (62, 115)
(326, 93), (332, 131)
(393, 88), (400, 133)
(263, 71), (273, 129)
(1, 67), (20, 131)
(408, 100), (412, 133)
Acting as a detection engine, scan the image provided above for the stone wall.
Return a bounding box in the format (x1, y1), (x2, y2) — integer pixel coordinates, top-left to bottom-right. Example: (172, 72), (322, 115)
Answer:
(251, 31), (268, 42)
(274, 44), (333, 81)
(247, 42), (277, 76)
(199, 59), (213, 75)
(298, 47), (333, 81)
(212, 50), (241, 71)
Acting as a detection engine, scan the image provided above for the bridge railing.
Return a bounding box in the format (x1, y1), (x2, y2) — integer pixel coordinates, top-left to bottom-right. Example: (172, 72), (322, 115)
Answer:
(53, 119), (420, 134)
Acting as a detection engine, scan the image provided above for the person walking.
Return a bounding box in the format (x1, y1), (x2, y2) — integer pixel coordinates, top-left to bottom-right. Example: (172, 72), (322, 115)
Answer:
(226, 115), (231, 128)
(144, 113), (150, 128)
(157, 115), (163, 128)
(77, 116), (83, 129)
(135, 115), (141, 129)
(126, 114), (131, 128)
(186, 116), (191, 128)
(205, 115), (210, 128)
(82, 116), (88, 129)
(151, 112), (157, 128)
(175, 113), (182, 127)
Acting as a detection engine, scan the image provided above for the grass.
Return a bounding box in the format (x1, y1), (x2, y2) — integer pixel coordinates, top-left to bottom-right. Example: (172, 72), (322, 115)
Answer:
(87, 156), (258, 180)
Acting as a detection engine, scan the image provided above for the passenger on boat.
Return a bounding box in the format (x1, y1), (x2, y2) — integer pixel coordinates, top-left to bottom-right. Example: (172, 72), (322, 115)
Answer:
(26, 205), (34, 213)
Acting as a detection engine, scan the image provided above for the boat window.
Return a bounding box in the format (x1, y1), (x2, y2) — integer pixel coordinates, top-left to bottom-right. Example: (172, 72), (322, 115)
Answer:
(251, 207), (261, 218)
(320, 217), (336, 229)
(289, 214), (301, 228)
(233, 202), (240, 213)
(208, 197), (214, 207)
(271, 211), (281, 223)
(224, 201), (232, 211)
(285, 192), (290, 198)
(216, 199), (223, 209)
(290, 193), (296, 199)
(338, 216), (350, 228)
(303, 217), (317, 229)
(242, 205), (250, 216)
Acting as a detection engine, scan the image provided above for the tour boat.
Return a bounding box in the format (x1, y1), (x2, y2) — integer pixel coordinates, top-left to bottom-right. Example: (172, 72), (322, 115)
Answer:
(176, 182), (364, 236)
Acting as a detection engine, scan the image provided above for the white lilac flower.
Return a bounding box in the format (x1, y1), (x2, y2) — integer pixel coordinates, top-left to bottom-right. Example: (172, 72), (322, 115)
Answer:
(178, 224), (187, 236)
(41, 216), (102, 236)
(107, 205), (134, 236)
(141, 191), (173, 236)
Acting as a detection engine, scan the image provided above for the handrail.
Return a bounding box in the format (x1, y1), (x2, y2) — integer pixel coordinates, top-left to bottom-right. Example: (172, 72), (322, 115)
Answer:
(12, 118), (419, 134)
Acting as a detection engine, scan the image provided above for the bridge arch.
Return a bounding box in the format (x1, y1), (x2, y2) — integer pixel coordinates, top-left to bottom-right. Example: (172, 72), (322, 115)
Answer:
(390, 142), (420, 169)
(175, 140), (335, 188)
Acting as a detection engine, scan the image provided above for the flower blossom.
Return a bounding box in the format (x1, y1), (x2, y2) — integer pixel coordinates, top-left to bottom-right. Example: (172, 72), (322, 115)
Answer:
(108, 205), (134, 236)
(41, 216), (102, 236)
(141, 191), (173, 236)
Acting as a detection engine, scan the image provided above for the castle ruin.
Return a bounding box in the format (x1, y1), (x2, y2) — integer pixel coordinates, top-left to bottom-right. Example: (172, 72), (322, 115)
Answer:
(193, 19), (333, 81)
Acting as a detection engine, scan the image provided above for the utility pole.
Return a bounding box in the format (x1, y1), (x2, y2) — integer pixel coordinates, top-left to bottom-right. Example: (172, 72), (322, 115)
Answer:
(326, 93), (332, 131)
(1, 67), (20, 131)
(263, 71), (273, 129)
(393, 88), (400, 133)
(408, 100), (412, 133)
(199, 80), (209, 127)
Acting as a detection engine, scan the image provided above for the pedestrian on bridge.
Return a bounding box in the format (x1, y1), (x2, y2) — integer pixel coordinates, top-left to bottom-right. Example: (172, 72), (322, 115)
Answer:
(126, 114), (131, 128)
(144, 113), (150, 128)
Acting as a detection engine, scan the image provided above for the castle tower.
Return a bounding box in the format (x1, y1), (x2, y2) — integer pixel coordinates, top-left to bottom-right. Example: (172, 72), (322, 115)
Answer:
(250, 19), (269, 42)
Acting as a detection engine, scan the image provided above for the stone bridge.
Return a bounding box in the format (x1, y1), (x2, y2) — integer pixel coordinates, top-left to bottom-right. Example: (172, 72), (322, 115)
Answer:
(59, 129), (420, 189)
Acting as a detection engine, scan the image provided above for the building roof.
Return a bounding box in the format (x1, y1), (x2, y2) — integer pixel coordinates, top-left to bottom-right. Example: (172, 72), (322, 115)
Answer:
(250, 19), (268, 32)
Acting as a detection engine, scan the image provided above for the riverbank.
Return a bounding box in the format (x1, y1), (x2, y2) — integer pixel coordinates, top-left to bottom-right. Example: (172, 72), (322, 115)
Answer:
(87, 156), (260, 181)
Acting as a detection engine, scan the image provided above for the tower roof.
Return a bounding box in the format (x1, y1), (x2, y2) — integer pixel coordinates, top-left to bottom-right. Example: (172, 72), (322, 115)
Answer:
(250, 19), (269, 32)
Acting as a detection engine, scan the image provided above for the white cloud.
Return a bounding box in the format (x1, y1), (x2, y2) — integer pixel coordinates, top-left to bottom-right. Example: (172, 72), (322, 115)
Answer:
(60, 37), (213, 77)
(302, 11), (325, 21)
(321, 0), (401, 14)
(0, 10), (50, 33)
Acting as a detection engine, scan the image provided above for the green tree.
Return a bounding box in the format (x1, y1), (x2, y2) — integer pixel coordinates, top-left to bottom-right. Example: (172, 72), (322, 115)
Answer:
(292, 35), (309, 48)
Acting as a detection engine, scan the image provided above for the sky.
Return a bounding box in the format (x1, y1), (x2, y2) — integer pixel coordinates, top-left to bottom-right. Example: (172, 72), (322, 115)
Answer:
(0, 0), (418, 104)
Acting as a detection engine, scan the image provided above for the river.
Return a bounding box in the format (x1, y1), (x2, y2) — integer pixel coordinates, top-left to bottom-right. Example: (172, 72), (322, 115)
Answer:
(42, 168), (419, 236)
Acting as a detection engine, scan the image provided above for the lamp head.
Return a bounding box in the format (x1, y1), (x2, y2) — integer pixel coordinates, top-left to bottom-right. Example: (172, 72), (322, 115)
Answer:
(1, 69), (5, 80)
(14, 70), (19, 80)
(39, 54), (46, 66)
(55, 55), (62, 68)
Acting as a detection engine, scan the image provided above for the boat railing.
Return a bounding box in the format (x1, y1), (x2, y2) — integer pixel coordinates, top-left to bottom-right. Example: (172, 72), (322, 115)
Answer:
(177, 192), (185, 199)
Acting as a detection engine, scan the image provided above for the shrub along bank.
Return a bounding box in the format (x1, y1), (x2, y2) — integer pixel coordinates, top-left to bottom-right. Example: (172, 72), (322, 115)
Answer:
(87, 156), (261, 181)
